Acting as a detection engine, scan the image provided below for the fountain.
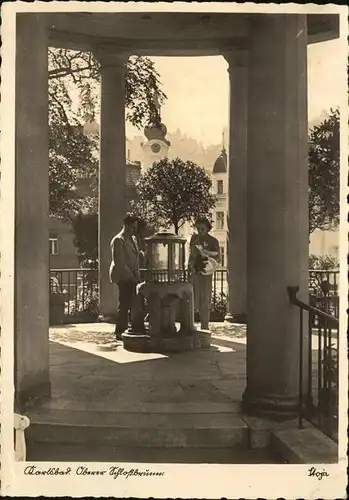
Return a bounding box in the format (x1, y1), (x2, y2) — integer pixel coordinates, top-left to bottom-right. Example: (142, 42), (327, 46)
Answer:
(121, 231), (211, 352)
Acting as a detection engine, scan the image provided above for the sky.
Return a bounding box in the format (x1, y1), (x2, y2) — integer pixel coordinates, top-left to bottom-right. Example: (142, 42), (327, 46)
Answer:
(126, 38), (343, 147)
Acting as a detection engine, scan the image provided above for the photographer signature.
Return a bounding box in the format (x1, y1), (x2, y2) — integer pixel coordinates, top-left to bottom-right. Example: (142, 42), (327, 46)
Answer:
(308, 466), (330, 480)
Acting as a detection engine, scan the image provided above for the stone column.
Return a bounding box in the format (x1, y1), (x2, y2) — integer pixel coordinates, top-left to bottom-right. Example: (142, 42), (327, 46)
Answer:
(95, 50), (127, 318)
(224, 49), (248, 324)
(243, 14), (309, 416)
(15, 14), (50, 405)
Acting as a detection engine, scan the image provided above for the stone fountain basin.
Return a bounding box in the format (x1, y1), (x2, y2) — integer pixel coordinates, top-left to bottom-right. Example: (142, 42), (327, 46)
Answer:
(121, 328), (211, 354)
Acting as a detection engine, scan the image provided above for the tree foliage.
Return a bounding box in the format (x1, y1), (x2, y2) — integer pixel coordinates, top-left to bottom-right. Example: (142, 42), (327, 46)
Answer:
(131, 158), (217, 234)
(48, 150), (80, 219)
(71, 213), (99, 269)
(309, 254), (339, 271)
(48, 48), (167, 128)
(308, 108), (339, 234)
(47, 47), (166, 259)
(48, 88), (98, 220)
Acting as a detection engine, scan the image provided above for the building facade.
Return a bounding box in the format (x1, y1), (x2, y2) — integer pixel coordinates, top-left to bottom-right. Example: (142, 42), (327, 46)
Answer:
(211, 147), (228, 267)
(209, 145), (339, 263)
(309, 227), (339, 257)
(142, 122), (171, 169)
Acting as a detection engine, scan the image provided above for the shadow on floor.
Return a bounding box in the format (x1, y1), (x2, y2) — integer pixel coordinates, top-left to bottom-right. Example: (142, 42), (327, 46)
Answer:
(42, 336), (246, 408)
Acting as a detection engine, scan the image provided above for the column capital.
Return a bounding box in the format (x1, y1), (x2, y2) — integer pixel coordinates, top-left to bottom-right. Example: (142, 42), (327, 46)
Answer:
(93, 47), (129, 69)
(223, 49), (248, 74)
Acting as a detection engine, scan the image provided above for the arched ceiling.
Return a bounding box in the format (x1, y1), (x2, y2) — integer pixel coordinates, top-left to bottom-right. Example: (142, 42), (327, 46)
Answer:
(39, 12), (340, 56)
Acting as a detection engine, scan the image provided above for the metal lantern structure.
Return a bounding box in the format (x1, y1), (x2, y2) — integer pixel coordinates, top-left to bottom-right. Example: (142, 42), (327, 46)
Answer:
(145, 232), (187, 283)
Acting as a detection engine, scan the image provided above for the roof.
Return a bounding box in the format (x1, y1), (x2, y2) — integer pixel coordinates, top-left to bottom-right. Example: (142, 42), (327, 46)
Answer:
(212, 148), (227, 174)
(46, 13), (339, 55)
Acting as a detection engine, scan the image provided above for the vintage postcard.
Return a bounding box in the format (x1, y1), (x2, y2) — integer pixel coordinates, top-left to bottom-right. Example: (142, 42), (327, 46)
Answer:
(0, 1), (348, 498)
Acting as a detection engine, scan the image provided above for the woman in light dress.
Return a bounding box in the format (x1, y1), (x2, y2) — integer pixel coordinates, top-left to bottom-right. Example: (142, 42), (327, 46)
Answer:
(189, 217), (220, 330)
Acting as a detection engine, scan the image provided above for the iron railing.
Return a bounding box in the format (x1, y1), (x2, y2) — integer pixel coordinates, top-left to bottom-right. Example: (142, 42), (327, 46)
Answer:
(49, 267), (229, 323)
(288, 286), (339, 442)
(309, 270), (339, 296)
(50, 268), (98, 322)
(309, 269), (339, 324)
(49, 267), (339, 324)
(211, 268), (228, 319)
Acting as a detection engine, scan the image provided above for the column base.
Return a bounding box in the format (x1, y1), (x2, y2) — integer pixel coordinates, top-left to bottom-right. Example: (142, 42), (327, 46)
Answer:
(242, 388), (299, 420)
(225, 313), (247, 324)
(16, 380), (51, 410)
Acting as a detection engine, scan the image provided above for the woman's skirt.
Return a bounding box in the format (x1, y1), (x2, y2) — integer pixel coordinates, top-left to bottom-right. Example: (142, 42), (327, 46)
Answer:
(192, 273), (213, 312)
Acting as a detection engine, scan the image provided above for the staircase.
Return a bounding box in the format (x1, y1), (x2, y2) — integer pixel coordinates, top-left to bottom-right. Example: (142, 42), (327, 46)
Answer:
(26, 406), (281, 463)
(25, 327), (283, 464)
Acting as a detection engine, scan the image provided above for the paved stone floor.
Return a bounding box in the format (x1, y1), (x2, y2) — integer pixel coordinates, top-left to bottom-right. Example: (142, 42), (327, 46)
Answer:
(26, 322), (287, 463)
(44, 320), (322, 413)
(27, 321), (337, 464)
(46, 321), (247, 411)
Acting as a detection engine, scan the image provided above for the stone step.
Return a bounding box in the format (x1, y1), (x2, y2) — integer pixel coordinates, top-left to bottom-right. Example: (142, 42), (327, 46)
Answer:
(37, 400), (242, 414)
(26, 411), (248, 448)
(271, 427), (338, 464)
(28, 409), (244, 427)
(27, 442), (283, 463)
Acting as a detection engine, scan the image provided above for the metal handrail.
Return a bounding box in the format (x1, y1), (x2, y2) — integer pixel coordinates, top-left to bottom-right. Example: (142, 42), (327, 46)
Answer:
(287, 285), (339, 441)
(287, 286), (339, 324)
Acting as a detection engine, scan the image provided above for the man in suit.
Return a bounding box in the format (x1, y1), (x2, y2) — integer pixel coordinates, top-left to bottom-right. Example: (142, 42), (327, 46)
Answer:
(109, 213), (144, 340)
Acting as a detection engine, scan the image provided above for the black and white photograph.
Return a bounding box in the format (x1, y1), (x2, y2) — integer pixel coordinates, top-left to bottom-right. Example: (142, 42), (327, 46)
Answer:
(0, 2), (348, 498)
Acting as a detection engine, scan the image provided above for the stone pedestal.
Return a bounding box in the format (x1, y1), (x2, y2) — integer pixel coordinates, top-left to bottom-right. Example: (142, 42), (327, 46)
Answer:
(243, 14), (309, 417)
(95, 50), (127, 318)
(15, 14), (50, 405)
(49, 292), (67, 325)
(122, 282), (211, 353)
(224, 49), (248, 325)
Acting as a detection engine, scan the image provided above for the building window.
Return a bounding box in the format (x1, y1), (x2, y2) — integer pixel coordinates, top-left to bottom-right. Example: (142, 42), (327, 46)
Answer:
(216, 212), (224, 230)
(220, 247), (225, 267)
(217, 180), (223, 195)
(49, 238), (59, 255)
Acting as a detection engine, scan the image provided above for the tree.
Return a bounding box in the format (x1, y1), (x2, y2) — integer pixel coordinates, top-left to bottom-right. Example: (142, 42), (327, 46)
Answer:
(48, 49), (167, 129)
(309, 254), (339, 271)
(47, 48), (167, 265)
(308, 108), (339, 234)
(48, 77), (99, 220)
(47, 49), (167, 221)
(71, 213), (99, 269)
(131, 157), (217, 234)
